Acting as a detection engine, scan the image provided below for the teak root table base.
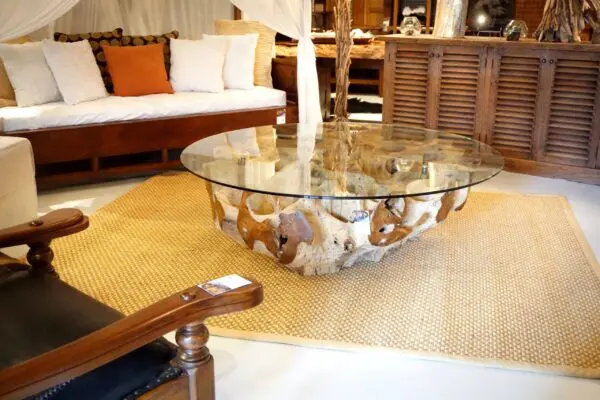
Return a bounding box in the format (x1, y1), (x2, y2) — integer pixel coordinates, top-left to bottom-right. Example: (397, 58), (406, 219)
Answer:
(206, 182), (470, 276)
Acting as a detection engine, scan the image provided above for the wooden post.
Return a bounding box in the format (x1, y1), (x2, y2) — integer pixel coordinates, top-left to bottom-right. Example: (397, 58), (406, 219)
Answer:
(176, 322), (215, 400)
(426, 0), (432, 33)
(233, 6), (242, 20)
(392, 0), (399, 32)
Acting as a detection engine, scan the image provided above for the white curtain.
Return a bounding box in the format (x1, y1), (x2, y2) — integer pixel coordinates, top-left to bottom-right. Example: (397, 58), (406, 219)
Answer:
(0, 0), (81, 41)
(121, 0), (231, 38)
(41, 0), (232, 39)
(231, 0), (321, 125)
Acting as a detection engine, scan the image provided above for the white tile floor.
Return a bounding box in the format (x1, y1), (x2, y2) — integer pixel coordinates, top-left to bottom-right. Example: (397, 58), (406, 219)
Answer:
(38, 171), (600, 400)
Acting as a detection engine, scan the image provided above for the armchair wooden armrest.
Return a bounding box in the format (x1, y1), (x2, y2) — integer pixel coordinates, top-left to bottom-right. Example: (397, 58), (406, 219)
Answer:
(0, 209), (88, 274)
(0, 279), (263, 400)
(0, 209), (88, 248)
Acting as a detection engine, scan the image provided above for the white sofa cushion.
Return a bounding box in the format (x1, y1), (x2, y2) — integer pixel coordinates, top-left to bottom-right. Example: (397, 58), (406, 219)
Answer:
(0, 87), (286, 132)
(0, 136), (37, 229)
(203, 34), (258, 90)
(170, 38), (227, 93)
(42, 40), (108, 105)
(0, 42), (61, 107)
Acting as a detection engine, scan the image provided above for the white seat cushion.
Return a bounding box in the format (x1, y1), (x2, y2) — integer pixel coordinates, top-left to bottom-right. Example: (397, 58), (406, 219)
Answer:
(0, 87), (286, 133)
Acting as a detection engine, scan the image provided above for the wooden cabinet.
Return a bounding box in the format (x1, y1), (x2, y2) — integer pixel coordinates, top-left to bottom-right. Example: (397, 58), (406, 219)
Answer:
(353, 0), (386, 29)
(383, 36), (600, 184)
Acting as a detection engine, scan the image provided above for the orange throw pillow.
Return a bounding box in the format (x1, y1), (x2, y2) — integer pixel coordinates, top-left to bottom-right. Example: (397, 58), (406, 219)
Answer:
(102, 43), (173, 96)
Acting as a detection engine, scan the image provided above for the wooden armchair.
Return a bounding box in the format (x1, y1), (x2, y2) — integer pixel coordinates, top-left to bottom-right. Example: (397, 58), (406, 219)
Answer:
(0, 209), (263, 400)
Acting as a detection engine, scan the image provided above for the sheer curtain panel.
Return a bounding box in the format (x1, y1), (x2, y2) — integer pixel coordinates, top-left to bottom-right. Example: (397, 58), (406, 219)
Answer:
(49, 0), (125, 34)
(230, 0), (321, 125)
(47, 0), (233, 38)
(121, 0), (232, 37)
(0, 0), (81, 41)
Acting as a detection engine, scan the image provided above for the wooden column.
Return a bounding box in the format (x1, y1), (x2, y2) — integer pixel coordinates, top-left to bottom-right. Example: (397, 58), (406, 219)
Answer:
(426, 0), (432, 33)
(233, 6), (242, 20)
(392, 0), (399, 32)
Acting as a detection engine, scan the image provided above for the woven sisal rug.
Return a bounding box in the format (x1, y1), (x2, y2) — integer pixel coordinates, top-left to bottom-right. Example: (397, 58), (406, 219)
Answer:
(52, 172), (600, 377)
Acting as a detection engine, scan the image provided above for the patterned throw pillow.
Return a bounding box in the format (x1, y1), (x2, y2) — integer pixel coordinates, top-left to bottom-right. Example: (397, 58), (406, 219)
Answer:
(120, 31), (179, 77)
(54, 28), (123, 93)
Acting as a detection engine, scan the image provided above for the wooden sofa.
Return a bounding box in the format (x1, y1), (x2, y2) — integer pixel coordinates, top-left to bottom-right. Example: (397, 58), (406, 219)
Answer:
(5, 107), (283, 190)
(0, 64), (297, 190)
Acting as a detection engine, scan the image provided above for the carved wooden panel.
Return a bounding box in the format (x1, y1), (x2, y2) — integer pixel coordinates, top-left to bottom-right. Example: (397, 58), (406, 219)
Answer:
(490, 52), (541, 160)
(435, 47), (485, 139)
(542, 54), (600, 168)
(389, 45), (430, 126)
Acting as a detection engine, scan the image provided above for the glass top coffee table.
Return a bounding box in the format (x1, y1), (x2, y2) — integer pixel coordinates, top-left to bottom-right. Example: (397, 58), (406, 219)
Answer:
(181, 122), (504, 275)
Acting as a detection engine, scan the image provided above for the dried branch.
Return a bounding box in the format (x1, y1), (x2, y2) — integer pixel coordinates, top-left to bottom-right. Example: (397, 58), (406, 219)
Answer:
(333, 0), (352, 121)
(535, 0), (599, 42)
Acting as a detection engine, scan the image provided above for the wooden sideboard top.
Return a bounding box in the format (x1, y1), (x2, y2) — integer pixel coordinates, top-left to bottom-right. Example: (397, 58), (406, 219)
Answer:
(379, 34), (600, 52)
(276, 41), (385, 60)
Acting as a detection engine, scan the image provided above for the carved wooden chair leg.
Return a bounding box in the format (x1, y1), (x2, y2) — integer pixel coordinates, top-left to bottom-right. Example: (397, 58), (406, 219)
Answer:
(26, 240), (56, 275)
(176, 321), (215, 400)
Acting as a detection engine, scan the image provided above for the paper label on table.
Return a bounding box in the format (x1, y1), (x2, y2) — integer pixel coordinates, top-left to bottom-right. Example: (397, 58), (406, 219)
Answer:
(198, 274), (252, 296)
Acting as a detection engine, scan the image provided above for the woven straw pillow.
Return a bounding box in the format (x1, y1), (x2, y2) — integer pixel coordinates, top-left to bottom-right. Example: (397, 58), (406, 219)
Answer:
(0, 36), (30, 108)
(214, 20), (276, 88)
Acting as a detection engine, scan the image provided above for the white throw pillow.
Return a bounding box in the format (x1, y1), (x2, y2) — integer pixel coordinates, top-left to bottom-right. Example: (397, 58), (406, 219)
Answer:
(0, 42), (61, 107)
(42, 40), (107, 105)
(203, 34), (258, 90)
(169, 38), (226, 93)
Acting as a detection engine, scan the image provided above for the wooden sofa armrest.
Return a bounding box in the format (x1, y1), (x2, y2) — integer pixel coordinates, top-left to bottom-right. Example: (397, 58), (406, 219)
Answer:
(0, 279), (263, 400)
(0, 209), (88, 249)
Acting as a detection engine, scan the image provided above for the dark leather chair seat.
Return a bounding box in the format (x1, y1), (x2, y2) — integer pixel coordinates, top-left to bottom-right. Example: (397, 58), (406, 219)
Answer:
(0, 261), (180, 399)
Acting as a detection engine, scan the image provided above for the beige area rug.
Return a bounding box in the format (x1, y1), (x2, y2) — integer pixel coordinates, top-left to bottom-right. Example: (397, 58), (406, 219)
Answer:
(52, 172), (600, 377)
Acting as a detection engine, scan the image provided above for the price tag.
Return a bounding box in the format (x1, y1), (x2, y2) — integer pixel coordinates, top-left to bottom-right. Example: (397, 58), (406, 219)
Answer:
(198, 274), (252, 296)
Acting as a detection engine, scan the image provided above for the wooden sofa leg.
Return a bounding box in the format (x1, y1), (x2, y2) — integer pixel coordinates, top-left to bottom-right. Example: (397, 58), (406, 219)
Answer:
(176, 321), (215, 400)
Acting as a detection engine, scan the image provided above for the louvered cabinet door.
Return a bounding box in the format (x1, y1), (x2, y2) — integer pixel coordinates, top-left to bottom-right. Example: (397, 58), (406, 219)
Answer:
(540, 53), (600, 168)
(488, 49), (544, 160)
(433, 46), (487, 139)
(383, 44), (430, 126)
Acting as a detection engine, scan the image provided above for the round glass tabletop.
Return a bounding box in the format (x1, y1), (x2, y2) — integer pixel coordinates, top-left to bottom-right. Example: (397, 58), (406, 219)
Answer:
(181, 122), (504, 200)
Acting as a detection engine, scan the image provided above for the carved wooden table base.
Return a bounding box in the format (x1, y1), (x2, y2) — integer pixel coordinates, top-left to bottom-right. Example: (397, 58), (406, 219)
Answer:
(207, 182), (469, 276)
